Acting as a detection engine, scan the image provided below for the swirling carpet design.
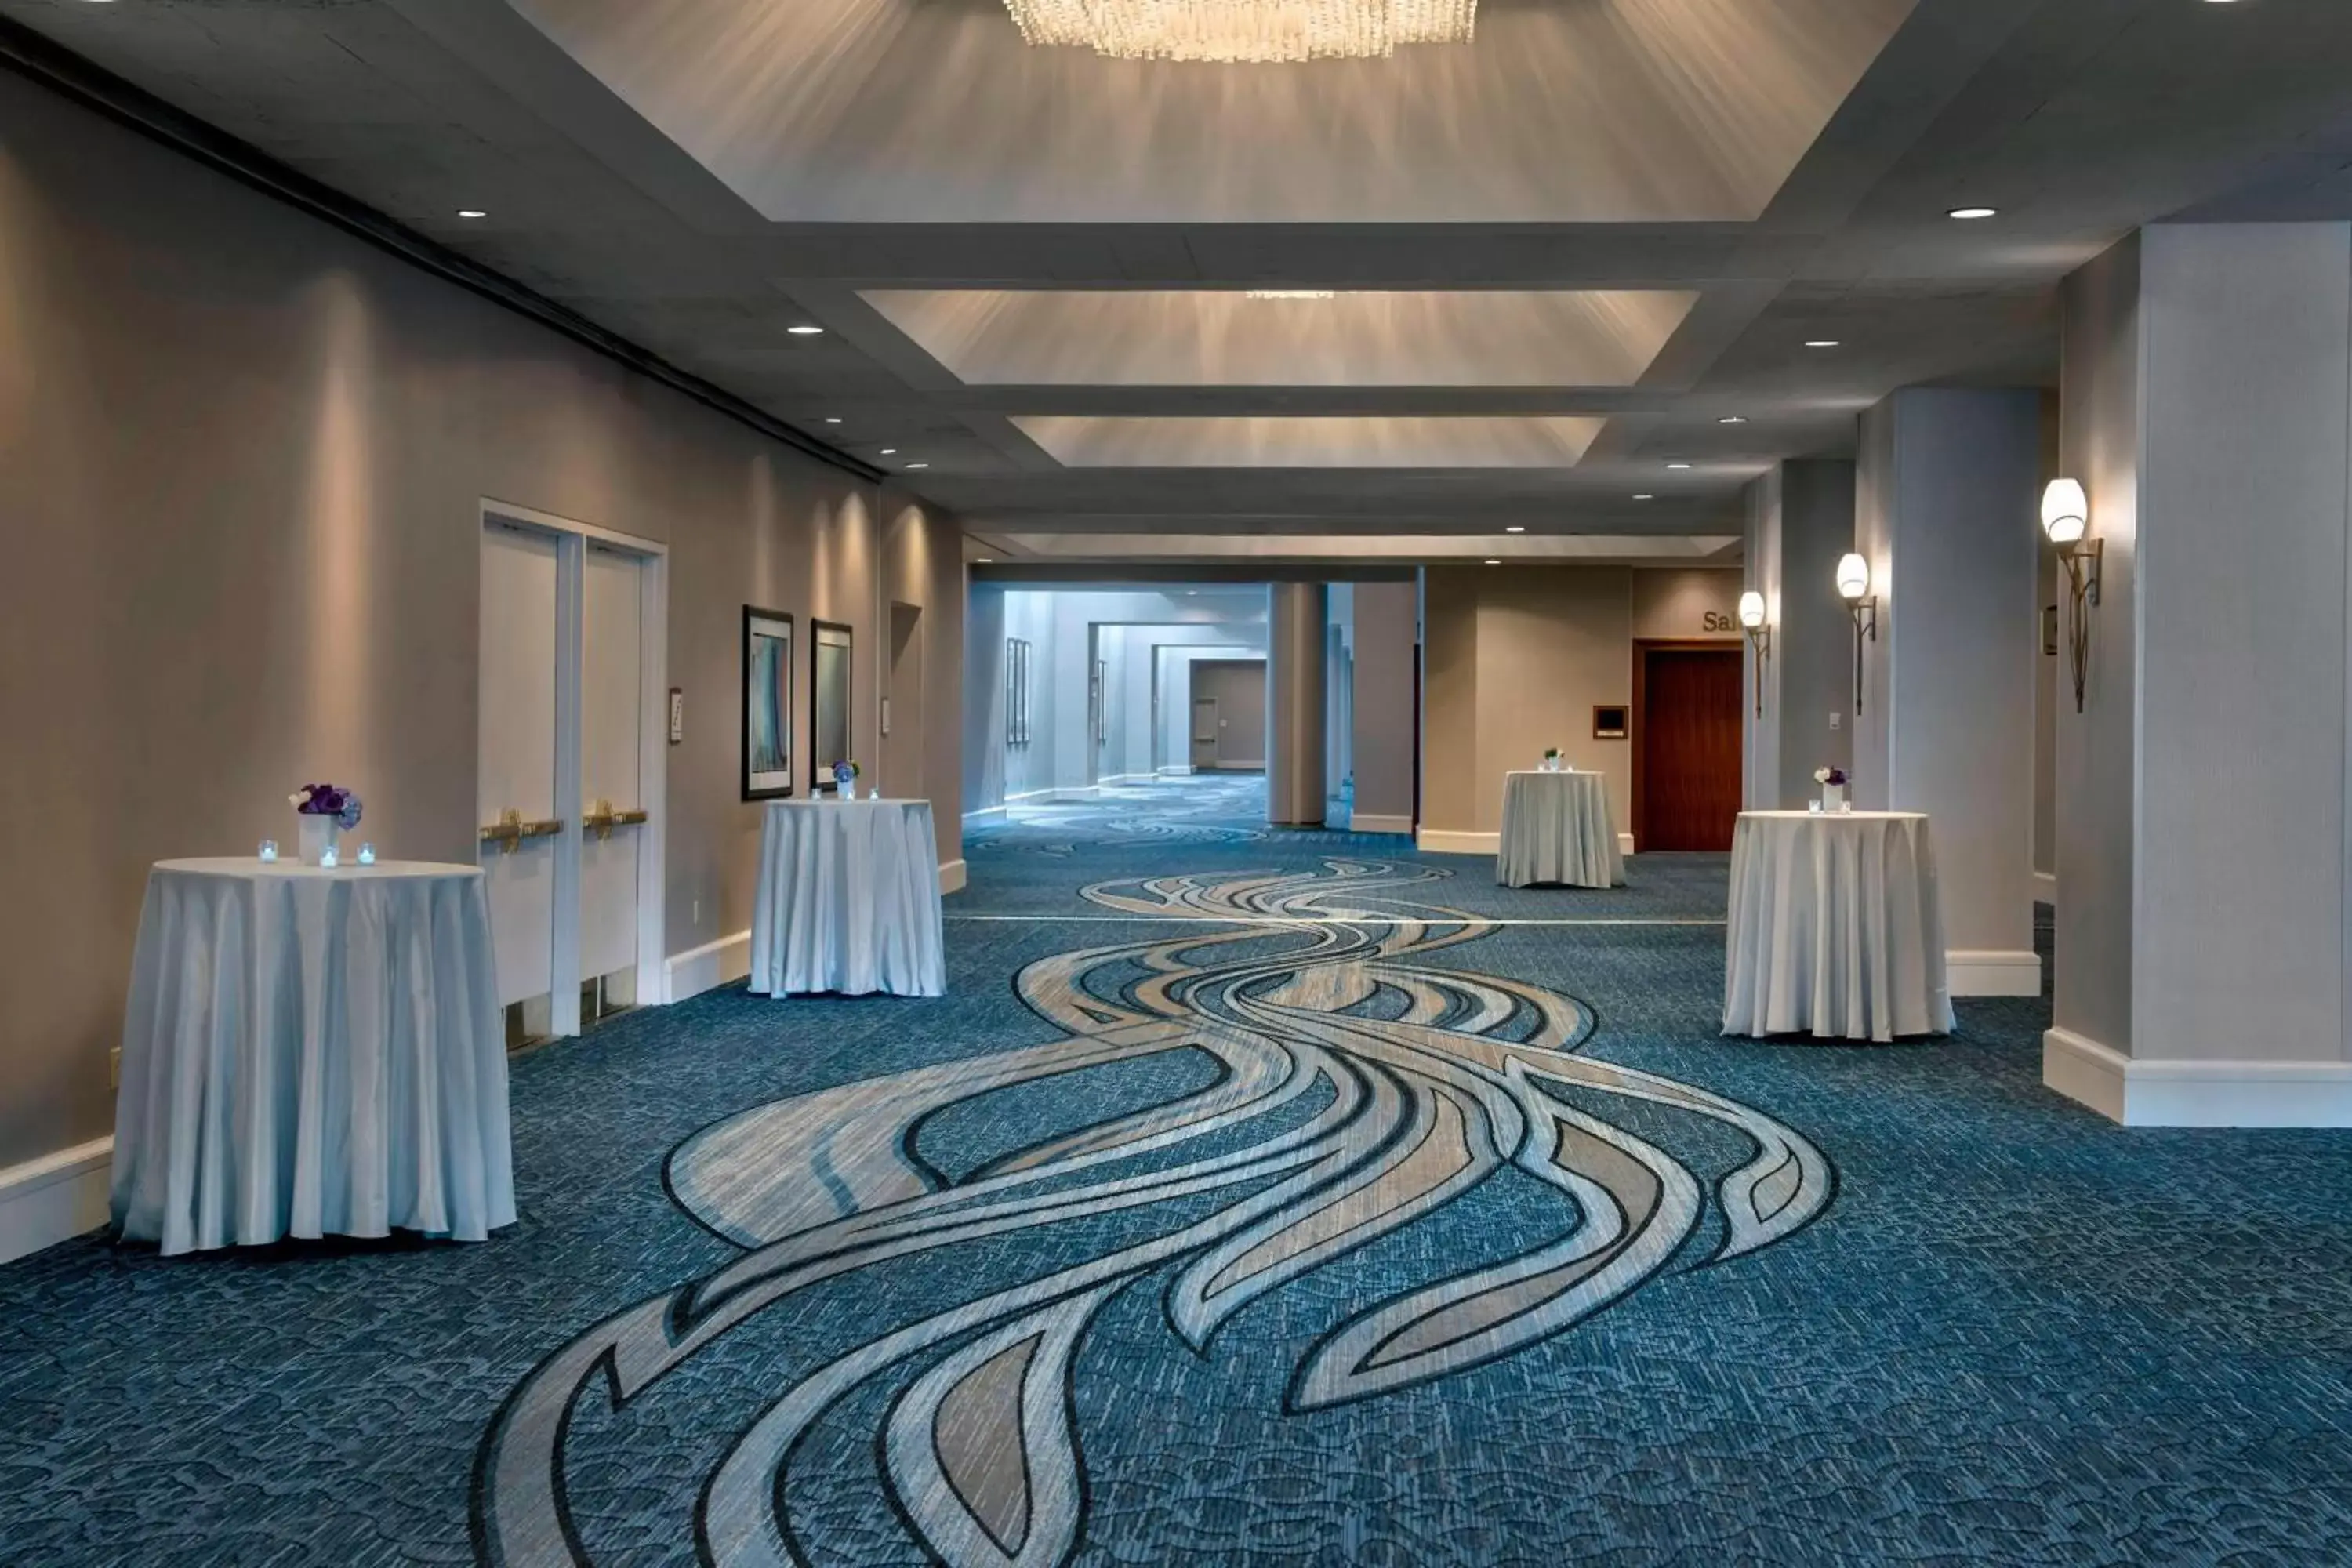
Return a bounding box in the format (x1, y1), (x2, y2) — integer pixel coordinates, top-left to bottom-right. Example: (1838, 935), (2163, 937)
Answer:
(474, 860), (1831, 1566)
(5, 775), (2351, 1565)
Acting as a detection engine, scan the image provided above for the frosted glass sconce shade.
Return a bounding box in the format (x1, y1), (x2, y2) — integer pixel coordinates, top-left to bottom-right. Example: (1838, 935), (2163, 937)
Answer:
(2042, 478), (2089, 545)
(1835, 554), (1871, 602)
(1738, 590), (1766, 629)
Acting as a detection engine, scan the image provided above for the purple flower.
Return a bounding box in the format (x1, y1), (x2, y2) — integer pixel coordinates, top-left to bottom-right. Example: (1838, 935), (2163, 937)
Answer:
(292, 782), (362, 828)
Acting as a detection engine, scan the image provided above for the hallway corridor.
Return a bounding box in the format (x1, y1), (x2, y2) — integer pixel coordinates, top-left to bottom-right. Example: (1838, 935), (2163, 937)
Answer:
(5, 779), (2348, 1563)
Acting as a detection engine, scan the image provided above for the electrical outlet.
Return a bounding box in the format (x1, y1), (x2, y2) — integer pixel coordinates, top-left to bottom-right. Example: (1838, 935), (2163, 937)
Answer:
(110, 1047), (122, 1090)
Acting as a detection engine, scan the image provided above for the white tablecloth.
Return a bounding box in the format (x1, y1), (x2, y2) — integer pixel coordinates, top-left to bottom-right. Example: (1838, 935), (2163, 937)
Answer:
(1498, 770), (1625, 888)
(111, 859), (515, 1257)
(750, 800), (946, 997)
(1722, 811), (1954, 1042)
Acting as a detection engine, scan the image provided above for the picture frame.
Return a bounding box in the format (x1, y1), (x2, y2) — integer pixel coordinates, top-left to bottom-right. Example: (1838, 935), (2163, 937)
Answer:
(2042, 604), (2060, 656)
(811, 619), (854, 793)
(1007, 637), (1033, 747)
(741, 607), (794, 800)
(1593, 704), (1630, 741)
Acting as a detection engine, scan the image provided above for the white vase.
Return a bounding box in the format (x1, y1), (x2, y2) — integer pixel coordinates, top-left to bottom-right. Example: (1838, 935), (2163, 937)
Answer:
(1823, 783), (1846, 813)
(297, 814), (339, 866)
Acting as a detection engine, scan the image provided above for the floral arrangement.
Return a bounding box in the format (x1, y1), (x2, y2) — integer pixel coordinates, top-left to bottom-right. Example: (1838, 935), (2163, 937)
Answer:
(290, 782), (364, 830)
(1813, 767), (1849, 788)
(831, 759), (862, 790)
(1544, 747), (1561, 760)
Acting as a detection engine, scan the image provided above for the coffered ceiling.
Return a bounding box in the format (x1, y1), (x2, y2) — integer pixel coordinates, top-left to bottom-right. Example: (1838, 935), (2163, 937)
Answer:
(6, 0), (2352, 568)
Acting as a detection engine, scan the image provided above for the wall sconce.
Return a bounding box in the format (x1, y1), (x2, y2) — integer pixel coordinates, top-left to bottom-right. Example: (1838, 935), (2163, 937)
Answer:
(1737, 590), (1772, 716)
(1836, 552), (1877, 715)
(2042, 477), (2103, 713)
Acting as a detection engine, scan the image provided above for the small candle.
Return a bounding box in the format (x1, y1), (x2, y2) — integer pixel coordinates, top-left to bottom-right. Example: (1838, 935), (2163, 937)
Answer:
(320, 844), (339, 869)
(356, 843), (376, 866)
(259, 840), (279, 862)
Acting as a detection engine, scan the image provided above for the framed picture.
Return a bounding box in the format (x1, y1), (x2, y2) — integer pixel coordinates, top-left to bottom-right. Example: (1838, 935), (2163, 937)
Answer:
(811, 619), (854, 793)
(1593, 704), (1630, 741)
(2042, 604), (2060, 656)
(1006, 637), (1033, 747)
(741, 608), (794, 800)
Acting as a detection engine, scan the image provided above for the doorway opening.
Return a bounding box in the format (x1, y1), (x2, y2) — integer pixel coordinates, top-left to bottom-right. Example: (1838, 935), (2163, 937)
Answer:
(477, 503), (668, 1050)
(1187, 658), (1269, 772)
(1633, 642), (1743, 852)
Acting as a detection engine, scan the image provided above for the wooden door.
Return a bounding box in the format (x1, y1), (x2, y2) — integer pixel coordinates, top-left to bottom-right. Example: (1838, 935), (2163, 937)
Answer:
(1637, 647), (1743, 851)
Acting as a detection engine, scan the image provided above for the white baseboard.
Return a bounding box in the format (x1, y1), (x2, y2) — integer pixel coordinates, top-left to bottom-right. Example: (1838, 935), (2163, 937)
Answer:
(1101, 772), (1156, 786)
(1, 1136), (113, 1265)
(1352, 813), (1414, 835)
(2033, 870), (2056, 904)
(2043, 1025), (2352, 1127)
(1949, 949), (2043, 998)
(1159, 764), (1194, 776)
(939, 858), (967, 895)
(961, 804), (1007, 823)
(1416, 829), (1500, 855)
(1618, 832), (1636, 857)
(666, 929), (751, 1003)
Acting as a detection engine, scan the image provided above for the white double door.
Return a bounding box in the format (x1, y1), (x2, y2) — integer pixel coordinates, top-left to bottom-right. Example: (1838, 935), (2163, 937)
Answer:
(478, 514), (663, 1044)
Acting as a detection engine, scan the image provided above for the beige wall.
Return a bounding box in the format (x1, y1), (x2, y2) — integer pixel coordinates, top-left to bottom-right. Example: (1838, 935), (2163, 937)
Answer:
(1421, 567), (1636, 837)
(1189, 660), (1268, 768)
(0, 75), (963, 1169)
(1630, 568), (1743, 642)
(1350, 580), (1420, 827)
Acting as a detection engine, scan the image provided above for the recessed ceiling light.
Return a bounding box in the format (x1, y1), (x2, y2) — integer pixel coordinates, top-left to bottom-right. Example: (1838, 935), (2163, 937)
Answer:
(1719, 416), (1748, 425)
(1947, 206), (1998, 220)
(1505, 526), (1526, 533)
(976, 557), (994, 564)
(823, 417), (842, 425)
(1667, 462), (1693, 470)
(456, 209), (487, 220)
(1634, 493), (1656, 501)
(1806, 339), (1841, 349)
(1484, 559), (1501, 566)
(879, 448), (897, 456)
(906, 463), (930, 470)
(786, 325), (826, 336)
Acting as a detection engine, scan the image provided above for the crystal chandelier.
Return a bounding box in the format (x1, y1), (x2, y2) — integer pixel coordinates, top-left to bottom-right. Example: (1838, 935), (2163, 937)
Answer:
(1001, 0), (1478, 64)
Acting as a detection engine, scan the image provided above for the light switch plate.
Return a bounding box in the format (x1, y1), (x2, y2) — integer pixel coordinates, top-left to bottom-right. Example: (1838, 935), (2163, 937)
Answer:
(1829, 712), (1842, 731)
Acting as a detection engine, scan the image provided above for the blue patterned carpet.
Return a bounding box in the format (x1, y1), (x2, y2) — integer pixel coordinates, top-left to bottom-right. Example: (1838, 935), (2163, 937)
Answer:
(5, 776), (2351, 1566)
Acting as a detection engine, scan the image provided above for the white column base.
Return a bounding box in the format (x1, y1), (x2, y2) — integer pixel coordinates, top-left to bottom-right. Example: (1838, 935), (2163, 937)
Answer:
(1, 1137), (112, 1265)
(1618, 832), (1637, 858)
(2043, 1025), (2352, 1127)
(666, 929), (751, 1002)
(2033, 871), (2057, 904)
(1351, 813), (1414, 835)
(938, 858), (967, 895)
(1415, 829), (1500, 855)
(1948, 949), (2043, 997)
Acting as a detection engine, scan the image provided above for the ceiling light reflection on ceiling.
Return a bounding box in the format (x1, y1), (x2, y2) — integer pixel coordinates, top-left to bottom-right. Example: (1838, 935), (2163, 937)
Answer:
(1001, 0), (1479, 64)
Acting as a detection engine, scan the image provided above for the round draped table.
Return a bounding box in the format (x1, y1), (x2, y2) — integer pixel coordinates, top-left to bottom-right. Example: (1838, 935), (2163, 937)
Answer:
(1722, 811), (1954, 1043)
(111, 858), (514, 1257)
(750, 800), (946, 997)
(1497, 769), (1625, 888)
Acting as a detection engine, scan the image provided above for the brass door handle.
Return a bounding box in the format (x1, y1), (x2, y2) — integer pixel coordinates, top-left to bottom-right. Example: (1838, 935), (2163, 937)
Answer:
(583, 800), (650, 841)
(480, 808), (564, 853)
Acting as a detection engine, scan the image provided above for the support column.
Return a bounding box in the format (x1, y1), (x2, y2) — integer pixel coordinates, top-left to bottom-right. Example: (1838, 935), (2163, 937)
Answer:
(2045, 223), (2352, 1127)
(1267, 582), (1327, 826)
(1350, 580), (1419, 835)
(1853, 387), (2045, 997)
(1742, 459), (1856, 810)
